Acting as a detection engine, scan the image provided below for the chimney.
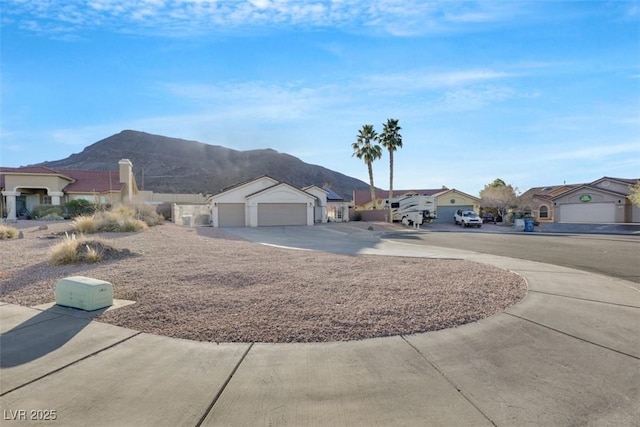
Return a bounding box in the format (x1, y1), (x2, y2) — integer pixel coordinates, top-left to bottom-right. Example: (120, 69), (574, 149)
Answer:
(118, 159), (133, 203)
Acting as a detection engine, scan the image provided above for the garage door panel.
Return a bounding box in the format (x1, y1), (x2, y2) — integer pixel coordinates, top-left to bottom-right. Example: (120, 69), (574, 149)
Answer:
(218, 203), (245, 227)
(435, 206), (473, 223)
(559, 203), (616, 223)
(258, 203), (307, 226)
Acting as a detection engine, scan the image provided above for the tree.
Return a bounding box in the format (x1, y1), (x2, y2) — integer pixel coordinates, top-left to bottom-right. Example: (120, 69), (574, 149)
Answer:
(628, 180), (640, 207)
(480, 178), (517, 222)
(352, 124), (382, 209)
(380, 118), (403, 221)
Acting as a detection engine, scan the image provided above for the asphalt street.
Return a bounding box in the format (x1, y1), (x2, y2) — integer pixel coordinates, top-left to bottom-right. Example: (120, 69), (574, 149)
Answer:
(387, 224), (640, 283)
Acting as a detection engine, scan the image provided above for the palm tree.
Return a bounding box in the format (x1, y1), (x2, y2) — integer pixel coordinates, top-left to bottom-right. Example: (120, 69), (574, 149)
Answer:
(352, 124), (382, 209)
(380, 118), (402, 221)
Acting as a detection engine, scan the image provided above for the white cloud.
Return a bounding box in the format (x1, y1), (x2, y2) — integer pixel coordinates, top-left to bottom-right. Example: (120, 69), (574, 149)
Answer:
(4, 0), (527, 37)
(362, 69), (513, 93)
(161, 80), (345, 120)
(437, 86), (517, 111)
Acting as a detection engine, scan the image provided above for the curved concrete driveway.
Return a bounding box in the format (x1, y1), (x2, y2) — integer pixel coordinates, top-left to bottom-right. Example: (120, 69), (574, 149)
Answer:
(1, 223), (638, 426)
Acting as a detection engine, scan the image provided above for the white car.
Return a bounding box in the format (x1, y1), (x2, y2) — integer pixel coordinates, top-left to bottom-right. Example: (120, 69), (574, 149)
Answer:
(454, 210), (483, 228)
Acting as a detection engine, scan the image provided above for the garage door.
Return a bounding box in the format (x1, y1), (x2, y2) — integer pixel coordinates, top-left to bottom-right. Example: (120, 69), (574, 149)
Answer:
(559, 203), (616, 223)
(434, 205), (473, 223)
(258, 203), (307, 226)
(218, 203), (245, 227)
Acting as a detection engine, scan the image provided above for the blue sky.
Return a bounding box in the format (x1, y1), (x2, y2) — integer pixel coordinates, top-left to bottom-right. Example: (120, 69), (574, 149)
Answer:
(1, 0), (639, 196)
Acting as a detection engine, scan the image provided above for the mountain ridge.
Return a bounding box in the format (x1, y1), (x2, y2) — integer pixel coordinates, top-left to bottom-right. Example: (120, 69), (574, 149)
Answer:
(37, 130), (369, 200)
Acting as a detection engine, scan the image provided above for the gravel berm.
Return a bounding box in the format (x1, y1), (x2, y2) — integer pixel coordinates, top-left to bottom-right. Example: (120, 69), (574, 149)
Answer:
(0, 221), (527, 343)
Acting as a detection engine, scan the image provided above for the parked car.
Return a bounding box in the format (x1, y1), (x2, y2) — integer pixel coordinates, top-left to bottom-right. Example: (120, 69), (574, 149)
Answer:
(454, 209), (483, 228)
(482, 212), (496, 224)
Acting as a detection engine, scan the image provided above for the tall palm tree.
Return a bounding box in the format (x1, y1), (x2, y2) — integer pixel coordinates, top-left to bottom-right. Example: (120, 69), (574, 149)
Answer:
(352, 124), (382, 209)
(380, 118), (402, 221)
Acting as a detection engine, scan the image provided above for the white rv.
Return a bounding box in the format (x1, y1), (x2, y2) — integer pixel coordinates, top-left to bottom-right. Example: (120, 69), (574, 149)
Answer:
(383, 193), (437, 226)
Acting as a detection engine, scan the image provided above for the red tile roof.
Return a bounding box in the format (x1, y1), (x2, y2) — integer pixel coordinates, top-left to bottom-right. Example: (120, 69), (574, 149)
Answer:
(63, 170), (123, 193)
(0, 166), (123, 194)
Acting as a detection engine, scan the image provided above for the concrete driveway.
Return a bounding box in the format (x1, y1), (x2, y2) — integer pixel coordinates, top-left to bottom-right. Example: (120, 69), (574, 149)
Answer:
(1, 222), (638, 426)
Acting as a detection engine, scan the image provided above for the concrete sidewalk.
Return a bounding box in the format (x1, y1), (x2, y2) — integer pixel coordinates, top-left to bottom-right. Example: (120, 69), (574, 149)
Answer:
(1, 227), (639, 426)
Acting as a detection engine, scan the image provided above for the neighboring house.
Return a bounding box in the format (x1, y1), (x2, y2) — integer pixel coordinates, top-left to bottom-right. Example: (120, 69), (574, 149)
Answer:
(1, 159), (137, 221)
(519, 184), (582, 222)
(302, 185), (329, 224)
(209, 176), (343, 227)
(521, 177), (639, 223)
(552, 177), (639, 223)
(352, 188), (444, 211)
(352, 187), (482, 223)
(432, 189), (481, 223)
(324, 187), (350, 223)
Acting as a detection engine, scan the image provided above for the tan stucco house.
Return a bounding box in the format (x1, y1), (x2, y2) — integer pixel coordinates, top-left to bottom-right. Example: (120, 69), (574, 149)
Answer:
(432, 189), (481, 223)
(521, 177), (639, 223)
(351, 187), (481, 223)
(519, 184), (581, 222)
(1, 159), (137, 221)
(209, 176), (347, 227)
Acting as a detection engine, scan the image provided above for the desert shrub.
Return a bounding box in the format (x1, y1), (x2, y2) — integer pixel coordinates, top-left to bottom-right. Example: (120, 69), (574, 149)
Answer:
(112, 204), (136, 218)
(96, 210), (148, 232)
(65, 199), (98, 217)
(31, 205), (65, 219)
(69, 202), (158, 233)
(40, 213), (65, 221)
(0, 225), (19, 240)
(50, 233), (82, 265)
(83, 244), (101, 263)
(133, 202), (164, 226)
(50, 233), (120, 265)
(72, 214), (98, 234)
(156, 203), (172, 220)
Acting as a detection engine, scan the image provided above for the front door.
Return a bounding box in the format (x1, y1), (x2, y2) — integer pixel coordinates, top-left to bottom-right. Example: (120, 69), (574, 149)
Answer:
(16, 196), (27, 217)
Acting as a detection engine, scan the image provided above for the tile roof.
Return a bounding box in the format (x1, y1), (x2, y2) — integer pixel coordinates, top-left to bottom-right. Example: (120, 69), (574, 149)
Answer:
(432, 188), (481, 201)
(521, 176), (639, 201)
(63, 170), (123, 193)
(0, 165), (70, 176)
(219, 175), (278, 193)
(246, 181), (317, 200)
(519, 184), (582, 200)
(0, 166), (123, 194)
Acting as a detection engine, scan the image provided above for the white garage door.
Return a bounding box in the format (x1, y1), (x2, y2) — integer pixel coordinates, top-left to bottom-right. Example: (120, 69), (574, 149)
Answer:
(559, 203), (616, 223)
(258, 203), (307, 226)
(218, 203), (245, 227)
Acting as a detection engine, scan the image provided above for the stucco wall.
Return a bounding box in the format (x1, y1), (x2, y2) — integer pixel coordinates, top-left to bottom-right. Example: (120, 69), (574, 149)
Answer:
(4, 174), (69, 192)
(139, 191), (208, 204)
(554, 190), (628, 223)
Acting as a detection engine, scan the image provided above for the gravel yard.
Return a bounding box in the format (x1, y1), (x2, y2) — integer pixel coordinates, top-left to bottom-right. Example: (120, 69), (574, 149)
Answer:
(0, 221), (527, 343)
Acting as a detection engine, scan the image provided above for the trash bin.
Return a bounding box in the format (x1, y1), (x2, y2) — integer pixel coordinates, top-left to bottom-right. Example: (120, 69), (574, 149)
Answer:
(524, 217), (535, 232)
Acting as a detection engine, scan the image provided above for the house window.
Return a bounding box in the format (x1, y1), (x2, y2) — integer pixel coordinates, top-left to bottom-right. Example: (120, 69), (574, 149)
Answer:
(43, 196), (52, 205)
(539, 205), (549, 218)
(336, 207), (343, 220)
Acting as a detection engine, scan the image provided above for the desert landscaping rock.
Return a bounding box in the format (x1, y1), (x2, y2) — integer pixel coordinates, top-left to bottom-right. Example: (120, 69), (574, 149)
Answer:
(0, 221), (526, 343)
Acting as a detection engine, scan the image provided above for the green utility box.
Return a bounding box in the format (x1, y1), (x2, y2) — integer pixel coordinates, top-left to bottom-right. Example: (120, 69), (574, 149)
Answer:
(55, 276), (113, 311)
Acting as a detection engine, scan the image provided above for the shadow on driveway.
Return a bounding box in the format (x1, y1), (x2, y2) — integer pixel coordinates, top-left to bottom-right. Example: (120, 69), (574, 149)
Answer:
(0, 305), (108, 368)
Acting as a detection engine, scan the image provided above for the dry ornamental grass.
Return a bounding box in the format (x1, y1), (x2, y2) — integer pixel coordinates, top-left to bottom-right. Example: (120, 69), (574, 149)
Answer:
(0, 221), (527, 343)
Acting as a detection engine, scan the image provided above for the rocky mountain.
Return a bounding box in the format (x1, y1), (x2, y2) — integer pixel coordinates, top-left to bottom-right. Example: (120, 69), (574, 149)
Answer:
(38, 130), (369, 200)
